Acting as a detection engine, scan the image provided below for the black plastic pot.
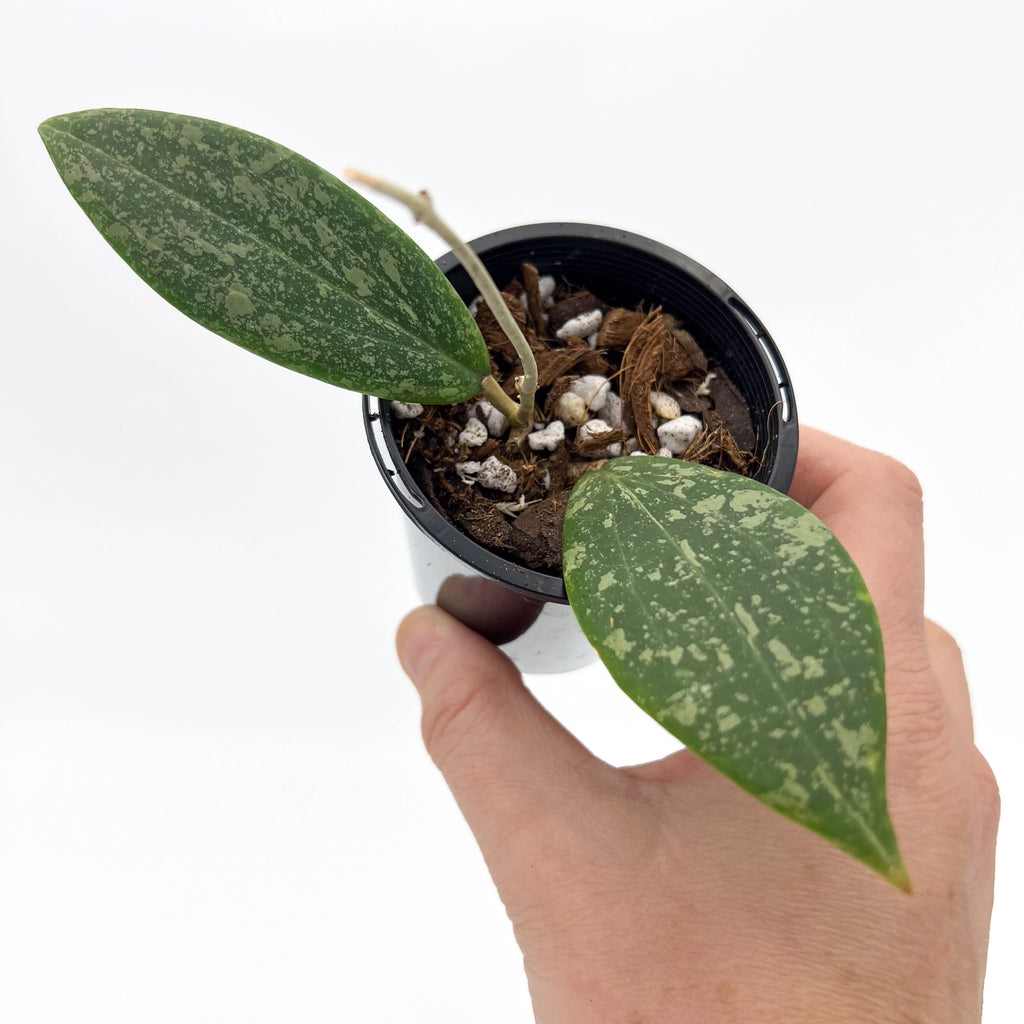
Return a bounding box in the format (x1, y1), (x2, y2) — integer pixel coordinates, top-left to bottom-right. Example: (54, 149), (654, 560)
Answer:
(364, 223), (798, 674)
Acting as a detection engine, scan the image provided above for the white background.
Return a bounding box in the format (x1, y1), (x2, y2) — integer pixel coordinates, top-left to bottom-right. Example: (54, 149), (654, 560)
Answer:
(2, 1), (1021, 1020)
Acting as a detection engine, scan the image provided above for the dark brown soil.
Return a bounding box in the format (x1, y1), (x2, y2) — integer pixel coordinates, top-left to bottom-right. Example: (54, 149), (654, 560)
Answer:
(393, 266), (758, 575)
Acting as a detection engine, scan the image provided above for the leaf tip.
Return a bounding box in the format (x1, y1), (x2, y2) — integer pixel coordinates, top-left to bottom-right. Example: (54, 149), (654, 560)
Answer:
(886, 858), (912, 894)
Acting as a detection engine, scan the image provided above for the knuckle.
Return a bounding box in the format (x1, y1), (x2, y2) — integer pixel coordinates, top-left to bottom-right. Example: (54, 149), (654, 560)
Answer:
(888, 706), (950, 758)
(872, 454), (929, 509)
(971, 750), (1001, 827)
(845, 450), (924, 521)
(925, 620), (965, 664)
(885, 630), (934, 678)
(886, 677), (954, 756)
(871, 453), (924, 504)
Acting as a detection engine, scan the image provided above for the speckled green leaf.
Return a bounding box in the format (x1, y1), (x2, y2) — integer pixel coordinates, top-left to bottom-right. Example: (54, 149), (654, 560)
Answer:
(38, 109), (489, 404)
(564, 457), (908, 889)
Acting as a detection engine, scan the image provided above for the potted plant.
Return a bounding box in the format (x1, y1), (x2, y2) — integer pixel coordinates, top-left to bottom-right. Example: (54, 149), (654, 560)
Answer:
(38, 108), (908, 890)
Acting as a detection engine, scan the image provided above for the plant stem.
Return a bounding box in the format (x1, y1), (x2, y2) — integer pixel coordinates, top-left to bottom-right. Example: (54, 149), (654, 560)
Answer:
(480, 374), (521, 422)
(346, 170), (538, 428)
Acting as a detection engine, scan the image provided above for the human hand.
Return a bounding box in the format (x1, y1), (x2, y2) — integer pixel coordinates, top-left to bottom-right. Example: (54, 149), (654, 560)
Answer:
(395, 428), (999, 1024)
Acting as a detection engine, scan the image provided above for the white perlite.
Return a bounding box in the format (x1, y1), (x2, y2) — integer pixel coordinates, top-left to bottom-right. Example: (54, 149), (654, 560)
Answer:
(458, 418), (488, 447)
(455, 460), (482, 484)
(657, 415), (702, 454)
(577, 418), (611, 444)
(568, 374), (610, 411)
(650, 390), (681, 421)
(578, 418), (622, 458)
(554, 391), (589, 427)
(515, 283), (557, 314)
(527, 420), (566, 452)
(472, 400), (509, 438)
(602, 390), (622, 428)
(477, 455), (518, 493)
(556, 309), (604, 341)
(392, 402), (424, 419)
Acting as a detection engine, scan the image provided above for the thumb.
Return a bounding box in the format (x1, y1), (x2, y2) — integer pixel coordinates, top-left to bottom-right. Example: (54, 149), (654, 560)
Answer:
(396, 605), (599, 854)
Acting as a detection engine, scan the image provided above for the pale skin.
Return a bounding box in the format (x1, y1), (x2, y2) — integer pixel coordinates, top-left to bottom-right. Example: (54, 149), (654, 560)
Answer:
(396, 428), (999, 1023)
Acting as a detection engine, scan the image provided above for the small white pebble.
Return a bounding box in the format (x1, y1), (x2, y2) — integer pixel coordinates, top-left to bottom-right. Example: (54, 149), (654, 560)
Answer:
(696, 371), (716, 397)
(657, 447), (675, 459)
(477, 455), (518, 493)
(578, 418), (611, 444)
(554, 391), (589, 427)
(556, 309), (604, 340)
(650, 390), (681, 421)
(629, 450), (648, 456)
(472, 400), (509, 438)
(578, 418), (622, 458)
(538, 275), (556, 304)
(656, 414), (702, 454)
(391, 402), (424, 419)
(527, 420), (566, 452)
(568, 374), (610, 411)
(602, 391), (622, 428)
(623, 436), (641, 454)
(458, 418), (488, 447)
(586, 332), (599, 349)
(468, 296), (481, 317)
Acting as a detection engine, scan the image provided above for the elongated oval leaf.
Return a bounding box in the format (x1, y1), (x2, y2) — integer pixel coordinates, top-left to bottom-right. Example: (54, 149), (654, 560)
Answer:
(38, 109), (489, 404)
(563, 456), (908, 889)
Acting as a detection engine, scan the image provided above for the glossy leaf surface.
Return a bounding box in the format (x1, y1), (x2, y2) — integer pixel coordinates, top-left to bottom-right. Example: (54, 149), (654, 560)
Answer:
(563, 456), (907, 888)
(39, 109), (489, 403)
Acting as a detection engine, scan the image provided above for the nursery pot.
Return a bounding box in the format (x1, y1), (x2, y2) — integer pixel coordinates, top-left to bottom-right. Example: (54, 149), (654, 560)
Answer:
(364, 223), (798, 674)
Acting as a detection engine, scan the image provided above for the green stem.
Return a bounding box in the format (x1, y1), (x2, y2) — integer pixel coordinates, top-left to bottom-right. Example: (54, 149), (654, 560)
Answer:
(346, 170), (538, 427)
(480, 374), (521, 422)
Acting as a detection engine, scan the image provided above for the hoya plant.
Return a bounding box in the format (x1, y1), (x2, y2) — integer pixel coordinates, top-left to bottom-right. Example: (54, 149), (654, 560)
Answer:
(39, 108), (908, 890)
